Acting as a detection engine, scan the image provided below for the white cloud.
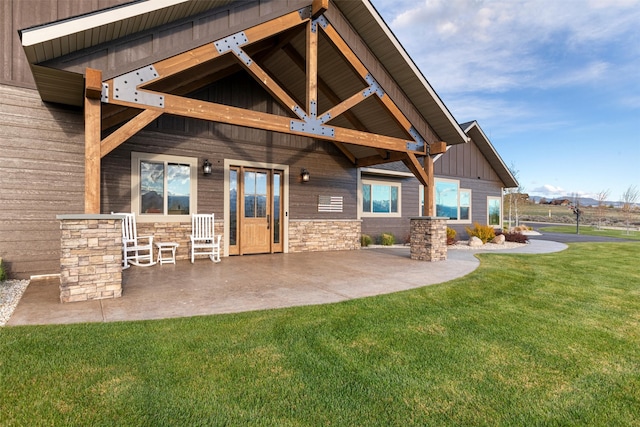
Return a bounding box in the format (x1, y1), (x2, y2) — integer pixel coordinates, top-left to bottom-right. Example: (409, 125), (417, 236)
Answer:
(379, 0), (640, 95)
(532, 184), (566, 196)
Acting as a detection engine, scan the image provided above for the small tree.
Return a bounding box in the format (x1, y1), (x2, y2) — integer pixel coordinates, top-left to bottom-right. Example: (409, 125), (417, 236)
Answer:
(504, 163), (525, 229)
(569, 192), (583, 234)
(595, 189), (610, 230)
(621, 185), (639, 235)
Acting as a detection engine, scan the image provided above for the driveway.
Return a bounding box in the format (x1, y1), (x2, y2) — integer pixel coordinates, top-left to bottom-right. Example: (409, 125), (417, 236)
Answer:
(526, 222), (635, 243)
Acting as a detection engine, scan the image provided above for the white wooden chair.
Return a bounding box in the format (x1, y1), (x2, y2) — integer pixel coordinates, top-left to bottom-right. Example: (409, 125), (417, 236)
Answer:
(112, 212), (156, 268)
(190, 213), (221, 263)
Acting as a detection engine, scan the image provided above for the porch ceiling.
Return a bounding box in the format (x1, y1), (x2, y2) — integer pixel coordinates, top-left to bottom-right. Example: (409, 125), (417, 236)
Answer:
(20, 0), (468, 166)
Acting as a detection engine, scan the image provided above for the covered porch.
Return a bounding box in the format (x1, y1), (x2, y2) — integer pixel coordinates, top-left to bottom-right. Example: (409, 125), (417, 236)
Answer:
(8, 248), (481, 326)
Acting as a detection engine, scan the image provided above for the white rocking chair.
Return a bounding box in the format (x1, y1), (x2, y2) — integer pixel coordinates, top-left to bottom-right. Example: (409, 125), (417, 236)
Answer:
(190, 213), (221, 263)
(113, 212), (156, 269)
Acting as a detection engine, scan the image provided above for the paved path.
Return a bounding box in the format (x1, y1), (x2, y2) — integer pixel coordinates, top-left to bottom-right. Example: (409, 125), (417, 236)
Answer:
(7, 240), (567, 326)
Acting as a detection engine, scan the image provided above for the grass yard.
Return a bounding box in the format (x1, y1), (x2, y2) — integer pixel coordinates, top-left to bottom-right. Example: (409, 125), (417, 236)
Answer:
(540, 225), (640, 240)
(2, 242), (639, 425)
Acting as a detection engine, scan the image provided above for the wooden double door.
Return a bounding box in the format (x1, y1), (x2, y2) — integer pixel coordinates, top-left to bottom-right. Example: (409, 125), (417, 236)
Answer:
(229, 166), (284, 255)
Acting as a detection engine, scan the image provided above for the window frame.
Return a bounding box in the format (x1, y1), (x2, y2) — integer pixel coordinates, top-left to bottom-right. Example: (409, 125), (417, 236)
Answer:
(487, 196), (502, 227)
(360, 178), (402, 218)
(131, 152), (198, 223)
(430, 178), (472, 224)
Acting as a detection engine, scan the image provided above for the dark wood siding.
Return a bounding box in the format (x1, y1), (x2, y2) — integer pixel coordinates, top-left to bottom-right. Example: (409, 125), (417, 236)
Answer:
(0, 84), (85, 278)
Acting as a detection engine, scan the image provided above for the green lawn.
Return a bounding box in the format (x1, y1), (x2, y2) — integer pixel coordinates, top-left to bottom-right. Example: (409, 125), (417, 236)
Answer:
(2, 243), (640, 426)
(540, 225), (640, 240)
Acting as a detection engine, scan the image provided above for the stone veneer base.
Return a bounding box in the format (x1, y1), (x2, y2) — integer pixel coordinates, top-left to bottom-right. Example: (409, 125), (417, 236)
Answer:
(410, 217), (448, 261)
(288, 220), (361, 252)
(58, 215), (123, 303)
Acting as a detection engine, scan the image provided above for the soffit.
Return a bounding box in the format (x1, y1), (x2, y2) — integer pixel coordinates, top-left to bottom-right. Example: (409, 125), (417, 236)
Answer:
(19, 0), (231, 64)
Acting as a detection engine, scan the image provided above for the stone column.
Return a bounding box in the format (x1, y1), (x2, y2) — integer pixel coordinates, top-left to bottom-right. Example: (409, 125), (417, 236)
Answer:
(57, 214), (123, 303)
(410, 217), (448, 261)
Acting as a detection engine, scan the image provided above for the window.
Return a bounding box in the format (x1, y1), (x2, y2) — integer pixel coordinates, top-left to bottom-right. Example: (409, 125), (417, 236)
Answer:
(132, 153), (197, 221)
(361, 179), (401, 217)
(432, 179), (471, 223)
(488, 197), (502, 226)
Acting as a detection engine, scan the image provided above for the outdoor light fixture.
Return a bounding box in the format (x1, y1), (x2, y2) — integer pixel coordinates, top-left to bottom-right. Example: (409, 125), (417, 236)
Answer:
(301, 168), (310, 182)
(203, 159), (212, 176)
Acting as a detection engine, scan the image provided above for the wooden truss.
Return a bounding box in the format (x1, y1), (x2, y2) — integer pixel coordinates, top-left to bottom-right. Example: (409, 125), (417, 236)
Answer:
(84, 0), (444, 215)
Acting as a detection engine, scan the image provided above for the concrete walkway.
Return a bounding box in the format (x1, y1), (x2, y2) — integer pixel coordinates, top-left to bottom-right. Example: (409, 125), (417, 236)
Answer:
(7, 240), (567, 326)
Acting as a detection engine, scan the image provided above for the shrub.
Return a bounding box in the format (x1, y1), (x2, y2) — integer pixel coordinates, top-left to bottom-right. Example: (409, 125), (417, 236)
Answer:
(380, 233), (395, 246)
(465, 222), (496, 244)
(360, 234), (372, 247)
(503, 231), (529, 244)
(446, 227), (457, 245)
(0, 258), (6, 281)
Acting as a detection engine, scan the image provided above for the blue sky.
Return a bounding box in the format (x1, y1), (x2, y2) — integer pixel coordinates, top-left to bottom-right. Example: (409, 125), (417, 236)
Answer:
(373, 0), (640, 201)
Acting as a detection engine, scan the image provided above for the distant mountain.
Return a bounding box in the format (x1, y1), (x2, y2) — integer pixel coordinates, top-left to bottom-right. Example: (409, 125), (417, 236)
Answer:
(530, 196), (621, 207)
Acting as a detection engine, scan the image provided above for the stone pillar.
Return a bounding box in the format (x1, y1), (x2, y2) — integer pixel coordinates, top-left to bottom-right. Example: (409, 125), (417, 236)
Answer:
(410, 217), (448, 261)
(57, 214), (123, 303)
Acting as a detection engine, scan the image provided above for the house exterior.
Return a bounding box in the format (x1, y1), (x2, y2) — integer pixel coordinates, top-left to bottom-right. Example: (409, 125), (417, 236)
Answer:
(0, 0), (513, 284)
(360, 120), (518, 243)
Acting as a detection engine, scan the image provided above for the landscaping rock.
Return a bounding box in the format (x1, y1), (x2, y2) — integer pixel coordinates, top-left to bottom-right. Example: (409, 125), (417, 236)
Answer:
(468, 236), (483, 247)
(492, 234), (506, 245)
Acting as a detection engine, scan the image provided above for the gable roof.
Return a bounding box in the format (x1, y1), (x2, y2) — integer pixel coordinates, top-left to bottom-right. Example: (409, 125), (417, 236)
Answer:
(460, 120), (518, 188)
(18, 0), (468, 147)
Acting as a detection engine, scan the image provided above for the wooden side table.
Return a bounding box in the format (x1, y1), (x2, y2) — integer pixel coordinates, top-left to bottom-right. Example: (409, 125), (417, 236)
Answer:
(155, 242), (179, 265)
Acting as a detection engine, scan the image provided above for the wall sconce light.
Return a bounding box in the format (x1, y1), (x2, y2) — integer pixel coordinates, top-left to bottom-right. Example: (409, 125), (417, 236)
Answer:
(301, 168), (310, 182)
(203, 159), (212, 176)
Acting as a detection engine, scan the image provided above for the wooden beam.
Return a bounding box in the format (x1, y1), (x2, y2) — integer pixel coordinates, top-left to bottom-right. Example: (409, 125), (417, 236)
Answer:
(237, 50), (300, 117)
(321, 20), (427, 153)
(424, 155), (435, 216)
(85, 68), (103, 100)
(306, 20), (318, 115)
(101, 109), (163, 157)
(84, 68), (102, 214)
(281, 44), (368, 131)
(105, 91), (414, 152)
(430, 141), (447, 155)
(312, 0), (329, 18)
(356, 151), (406, 168)
(147, 10), (307, 85)
(402, 152), (429, 187)
(331, 141), (357, 164)
(321, 22), (370, 78)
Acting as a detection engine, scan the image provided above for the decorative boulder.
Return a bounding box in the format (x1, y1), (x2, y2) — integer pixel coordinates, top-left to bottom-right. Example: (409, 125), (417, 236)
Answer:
(468, 236), (483, 247)
(492, 234), (506, 245)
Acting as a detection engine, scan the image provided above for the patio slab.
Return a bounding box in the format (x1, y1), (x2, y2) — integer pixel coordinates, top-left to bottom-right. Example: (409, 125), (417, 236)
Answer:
(7, 240), (567, 326)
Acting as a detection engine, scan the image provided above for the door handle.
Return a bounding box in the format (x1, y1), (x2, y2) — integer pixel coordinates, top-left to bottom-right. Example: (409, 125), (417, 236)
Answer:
(267, 214), (270, 230)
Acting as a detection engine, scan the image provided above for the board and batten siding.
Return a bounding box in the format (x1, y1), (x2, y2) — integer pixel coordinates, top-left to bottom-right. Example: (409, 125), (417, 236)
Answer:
(434, 138), (501, 182)
(0, 84), (85, 279)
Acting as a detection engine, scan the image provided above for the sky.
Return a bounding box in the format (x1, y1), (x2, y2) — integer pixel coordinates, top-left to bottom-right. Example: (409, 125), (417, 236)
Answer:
(372, 0), (640, 201)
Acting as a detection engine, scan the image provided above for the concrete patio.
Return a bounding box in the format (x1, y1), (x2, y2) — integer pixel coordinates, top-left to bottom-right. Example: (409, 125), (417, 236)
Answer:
(7, 240), (567, 326)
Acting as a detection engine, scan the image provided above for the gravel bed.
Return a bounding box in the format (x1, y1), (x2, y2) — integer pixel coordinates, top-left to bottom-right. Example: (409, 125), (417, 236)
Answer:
(0, 280), (29, 327)
(449, 241), (527, 250)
